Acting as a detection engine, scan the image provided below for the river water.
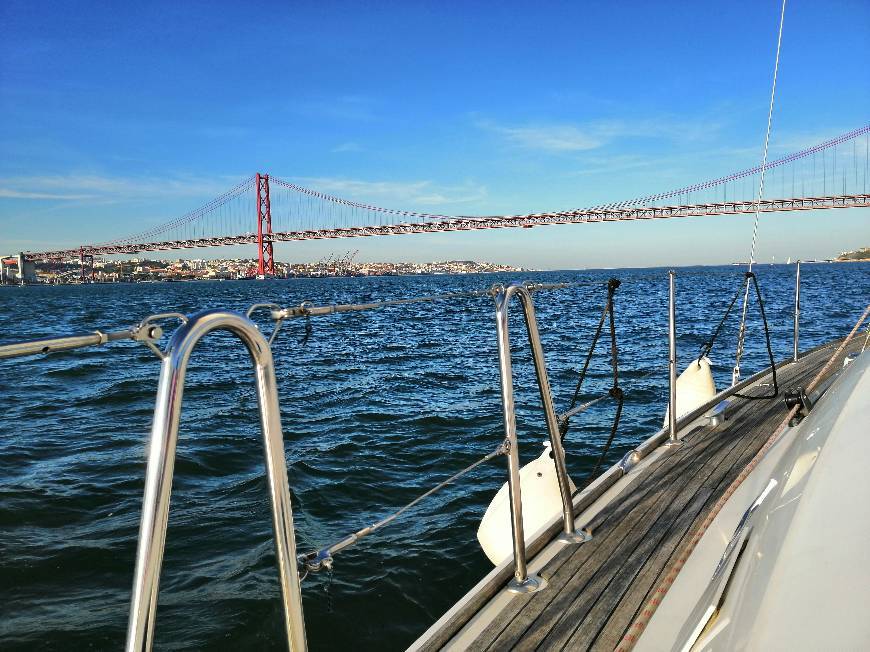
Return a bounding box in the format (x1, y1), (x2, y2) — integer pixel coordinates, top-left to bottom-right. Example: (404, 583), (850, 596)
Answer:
(1, 263), (867, 650)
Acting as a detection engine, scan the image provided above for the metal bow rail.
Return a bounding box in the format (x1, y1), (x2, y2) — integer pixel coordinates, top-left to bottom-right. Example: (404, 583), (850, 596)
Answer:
(123, 310), (306, 652)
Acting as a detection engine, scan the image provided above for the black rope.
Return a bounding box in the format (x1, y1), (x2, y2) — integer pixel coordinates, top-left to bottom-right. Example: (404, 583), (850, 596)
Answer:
(607, 280), (620, 392)
(559, 278), (624, 487)
(565, 291), (611, 415)
(300, 316), (312, 345)
(584, 280), (625, 486)
(698, 280), (744, 362)
(581, 386), (623, 489)
(734, 272), (778, 400)
(560, 278), (620, 442)
(699, 271), (778, 400)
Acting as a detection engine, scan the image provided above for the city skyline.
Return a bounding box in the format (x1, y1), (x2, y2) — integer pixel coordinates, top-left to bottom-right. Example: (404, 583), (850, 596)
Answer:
(9, 251), (865, 286)
(1, 1), (868, 267)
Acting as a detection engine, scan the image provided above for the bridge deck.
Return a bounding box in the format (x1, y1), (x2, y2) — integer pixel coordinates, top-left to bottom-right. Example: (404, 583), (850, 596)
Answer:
(419, 337), (858, 651)
(26, 194), (870, 259)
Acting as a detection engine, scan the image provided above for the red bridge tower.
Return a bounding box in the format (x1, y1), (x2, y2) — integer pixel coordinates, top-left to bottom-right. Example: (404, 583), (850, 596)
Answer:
(256, 172), (274, 277)
(79, 247), (94, 283)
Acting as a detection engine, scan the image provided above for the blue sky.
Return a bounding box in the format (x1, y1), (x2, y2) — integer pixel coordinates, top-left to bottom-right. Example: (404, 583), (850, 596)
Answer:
(1, 0), (868, 268)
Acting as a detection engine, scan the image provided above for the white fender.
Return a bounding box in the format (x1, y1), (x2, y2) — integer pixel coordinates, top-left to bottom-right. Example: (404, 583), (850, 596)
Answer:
(663, 356), (717, 427)
(477, 442), (575, 566)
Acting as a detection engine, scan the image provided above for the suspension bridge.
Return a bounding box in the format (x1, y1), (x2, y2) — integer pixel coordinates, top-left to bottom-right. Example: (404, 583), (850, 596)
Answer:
(15, 124), (870, 278)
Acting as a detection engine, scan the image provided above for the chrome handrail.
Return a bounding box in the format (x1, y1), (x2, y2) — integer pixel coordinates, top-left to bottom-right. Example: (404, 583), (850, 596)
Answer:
(493, 283), (586, 594)
(793, 260), (801, 362)
(125, 310), (306, 652)
(667, 271), (680, 446)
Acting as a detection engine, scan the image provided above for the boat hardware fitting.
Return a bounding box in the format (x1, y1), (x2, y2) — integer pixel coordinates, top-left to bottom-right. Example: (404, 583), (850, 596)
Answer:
(783, 386), (814, 425)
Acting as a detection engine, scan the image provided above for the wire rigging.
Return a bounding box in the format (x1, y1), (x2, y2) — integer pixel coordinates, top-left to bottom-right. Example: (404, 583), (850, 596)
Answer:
(733, 0), (787, 387)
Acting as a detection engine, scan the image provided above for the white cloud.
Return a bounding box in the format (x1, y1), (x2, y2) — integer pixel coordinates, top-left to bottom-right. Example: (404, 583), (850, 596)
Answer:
(331, 141), (363, 153)
(0, 173), (247, 202)
(484, 122), (604, 151)
(566, 153), (662, 177)
(480, 116), (723, 152)
(0, 189), (95, 200)
(293, 176), (488, 208)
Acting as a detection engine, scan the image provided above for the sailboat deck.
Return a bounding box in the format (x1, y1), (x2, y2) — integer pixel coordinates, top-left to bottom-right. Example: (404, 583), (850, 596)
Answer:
(420, 338), (859, 651)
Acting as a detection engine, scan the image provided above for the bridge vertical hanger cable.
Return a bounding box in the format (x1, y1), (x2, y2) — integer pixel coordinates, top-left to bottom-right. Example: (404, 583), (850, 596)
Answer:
(732, 0), (787, 387)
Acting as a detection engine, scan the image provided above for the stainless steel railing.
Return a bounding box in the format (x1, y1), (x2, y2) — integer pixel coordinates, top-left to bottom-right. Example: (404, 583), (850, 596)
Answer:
(0, 318), (170, 360)
(492, 282), (589, 593)
(667, 271), (680, 446)
(0, 271), (818, 634)
(0, 281), (609, 634)
(794, 261), (801, 362)
(124, 310), (306, 652)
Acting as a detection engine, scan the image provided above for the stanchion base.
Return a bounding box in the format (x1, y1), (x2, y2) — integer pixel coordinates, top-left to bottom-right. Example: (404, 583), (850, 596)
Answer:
(507, 573), (548, 594)
(557, 529), (592, 545)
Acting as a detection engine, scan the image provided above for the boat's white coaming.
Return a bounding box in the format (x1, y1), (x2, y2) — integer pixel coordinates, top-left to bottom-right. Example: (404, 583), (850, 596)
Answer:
(638, 351), (870, 651)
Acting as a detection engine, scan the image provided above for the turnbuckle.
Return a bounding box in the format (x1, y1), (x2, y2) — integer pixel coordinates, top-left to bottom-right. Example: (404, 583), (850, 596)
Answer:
(298, 548), (334, 578)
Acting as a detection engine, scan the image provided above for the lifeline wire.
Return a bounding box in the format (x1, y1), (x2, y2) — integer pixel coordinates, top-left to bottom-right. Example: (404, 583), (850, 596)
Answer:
(294, 279), (660, 576)
(276, 281), (605, 318)
(260, 280), (607, 345)
(297, 442), (507, 576)
(298, 363), (666, 578)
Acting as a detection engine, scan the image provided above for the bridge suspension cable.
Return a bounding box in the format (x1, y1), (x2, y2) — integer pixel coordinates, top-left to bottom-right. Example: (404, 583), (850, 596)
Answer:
(598, 124), (869, 210)
(92, 175), (256, 247)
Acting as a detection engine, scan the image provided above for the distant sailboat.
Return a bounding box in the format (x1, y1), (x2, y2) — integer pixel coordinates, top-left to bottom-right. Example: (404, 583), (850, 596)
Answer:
(787, 256), (792, 264)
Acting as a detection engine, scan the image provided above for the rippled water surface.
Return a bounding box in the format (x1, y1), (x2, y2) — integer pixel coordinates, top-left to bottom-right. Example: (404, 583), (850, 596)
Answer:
(1, 264), (868, 650)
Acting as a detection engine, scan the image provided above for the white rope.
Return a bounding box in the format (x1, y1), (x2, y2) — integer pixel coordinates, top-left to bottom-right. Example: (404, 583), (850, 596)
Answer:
(747, 0), (787, 271)
(733, 0), (787, 386)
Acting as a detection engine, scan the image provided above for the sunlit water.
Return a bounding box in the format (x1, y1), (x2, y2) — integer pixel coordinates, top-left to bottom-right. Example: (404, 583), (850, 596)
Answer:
(1, 263), (867, 650)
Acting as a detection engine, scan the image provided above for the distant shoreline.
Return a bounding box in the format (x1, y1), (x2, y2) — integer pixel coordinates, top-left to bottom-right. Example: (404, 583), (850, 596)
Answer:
(834, 247), (870, 263)
(5, 259), (870, 288)
(1, 268), (524, 287)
